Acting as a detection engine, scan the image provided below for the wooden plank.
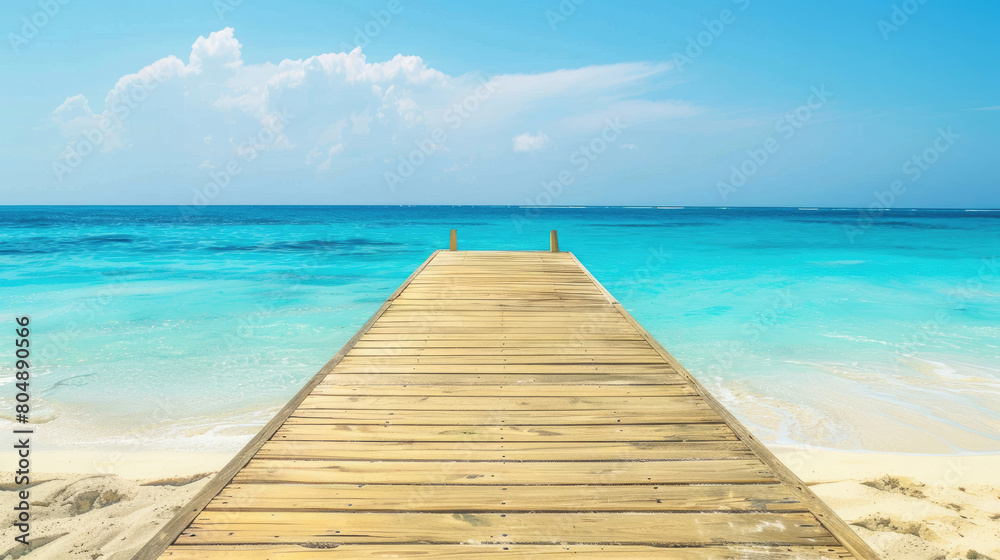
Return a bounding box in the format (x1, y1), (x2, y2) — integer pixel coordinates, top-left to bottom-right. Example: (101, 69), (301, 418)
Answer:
(378, 310), (624, 316)
(397, 285), (604, 291)
(162, 544), (856, 559)
(253, 440), (755, 461)
(176, 512), (836, 546)
(388, 302), (616, 309)
(232, 458), (777, 485)
(205, 482), (801, 512)
(354, 335), (650, 342)
(285, 409), (723, 425)
(351, 340), (657, 348)
(364, 325), (638, 332)
(345, 348), (663, 356)
(327, 364), (676, 374)
(310, 383), (697, 397)
(319, 373), (685, 385)
(364, 320), (635, 326)
(334, 355), (668, 365)
(297, 395), (713, 410)
(273, 423), (740, 442)
(367, 321), (636, 328)
(359, 329), (642, 336)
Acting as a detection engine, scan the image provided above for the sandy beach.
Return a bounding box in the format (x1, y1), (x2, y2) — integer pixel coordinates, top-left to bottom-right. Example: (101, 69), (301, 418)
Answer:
(774, 448), (1000, 560)
(0, 451), (228, 560)
(2, 448), (997, 559)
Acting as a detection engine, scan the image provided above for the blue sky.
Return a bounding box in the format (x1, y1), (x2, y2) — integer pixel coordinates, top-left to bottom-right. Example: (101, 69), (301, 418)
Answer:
(1, 0), (997, 206)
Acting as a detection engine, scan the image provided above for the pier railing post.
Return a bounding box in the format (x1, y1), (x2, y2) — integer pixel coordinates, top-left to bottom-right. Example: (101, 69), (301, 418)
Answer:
(550, 230), (559, 252)
(449, 229), (457, 251)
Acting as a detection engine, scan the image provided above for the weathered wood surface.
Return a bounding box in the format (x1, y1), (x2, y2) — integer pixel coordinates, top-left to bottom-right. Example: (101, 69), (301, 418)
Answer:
(146, 250), (877, 559)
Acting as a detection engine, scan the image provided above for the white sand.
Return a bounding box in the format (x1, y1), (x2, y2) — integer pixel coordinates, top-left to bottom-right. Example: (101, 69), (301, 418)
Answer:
(774, 447), (1000, 560)
(0, 451), (228, 559)
(0, 473), (210, 559)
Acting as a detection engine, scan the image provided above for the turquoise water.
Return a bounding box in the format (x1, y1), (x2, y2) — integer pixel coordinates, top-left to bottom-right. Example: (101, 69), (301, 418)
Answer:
(1, 206), (998, 454)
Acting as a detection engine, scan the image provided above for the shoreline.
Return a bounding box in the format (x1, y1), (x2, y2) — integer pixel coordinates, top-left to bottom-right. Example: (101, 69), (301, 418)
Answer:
(771, 446), (1000, 486)
(0, 449), (234, 479)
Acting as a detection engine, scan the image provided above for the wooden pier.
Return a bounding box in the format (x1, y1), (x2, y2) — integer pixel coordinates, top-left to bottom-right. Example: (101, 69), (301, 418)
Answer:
(138, 241), (878, 559)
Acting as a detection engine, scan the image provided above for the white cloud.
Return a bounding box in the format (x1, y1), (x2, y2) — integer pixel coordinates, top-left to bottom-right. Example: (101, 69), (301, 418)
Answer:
(305, 146), (323, 165)
(512, 131), (551, 153)
(350, 110), (372, 135)
(188, 27), (243, 74)
(47, 28), (687, 200)
(489, 62), (673, 104)
(444, 161), (471, 172)
(560, 100), (704, 133)
(316, 143), (344, 172)
(52, 94), (101, 139)
(620, 144), (638, 150)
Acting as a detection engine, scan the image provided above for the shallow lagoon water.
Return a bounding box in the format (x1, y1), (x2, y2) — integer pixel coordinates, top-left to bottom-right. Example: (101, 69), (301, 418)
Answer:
(1, 206), (998, 454)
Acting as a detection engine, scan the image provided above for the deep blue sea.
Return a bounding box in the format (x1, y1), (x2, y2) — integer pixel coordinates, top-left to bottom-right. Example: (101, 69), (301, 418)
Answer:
(1, 206), (998, 455)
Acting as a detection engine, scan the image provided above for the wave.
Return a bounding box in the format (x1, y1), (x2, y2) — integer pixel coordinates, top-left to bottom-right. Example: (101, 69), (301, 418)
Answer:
(205, 238), (406, 253)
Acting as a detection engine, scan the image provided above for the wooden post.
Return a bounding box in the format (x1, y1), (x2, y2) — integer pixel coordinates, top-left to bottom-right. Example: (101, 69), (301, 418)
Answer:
(449, 229), (457, 251)
(550, 230), (559, 252)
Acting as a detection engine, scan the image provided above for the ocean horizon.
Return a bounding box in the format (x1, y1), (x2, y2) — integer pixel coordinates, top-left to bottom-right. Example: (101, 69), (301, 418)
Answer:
(4, 204), (1000, 209)
(2, 205), (998, 456)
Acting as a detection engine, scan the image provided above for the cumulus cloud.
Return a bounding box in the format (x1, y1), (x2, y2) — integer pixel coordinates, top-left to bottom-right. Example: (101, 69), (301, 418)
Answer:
(512, 131), (551, 153)
(52, 95), (101, 139)
(188, 27), (243, 74)
(48, 27), (687, 199)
